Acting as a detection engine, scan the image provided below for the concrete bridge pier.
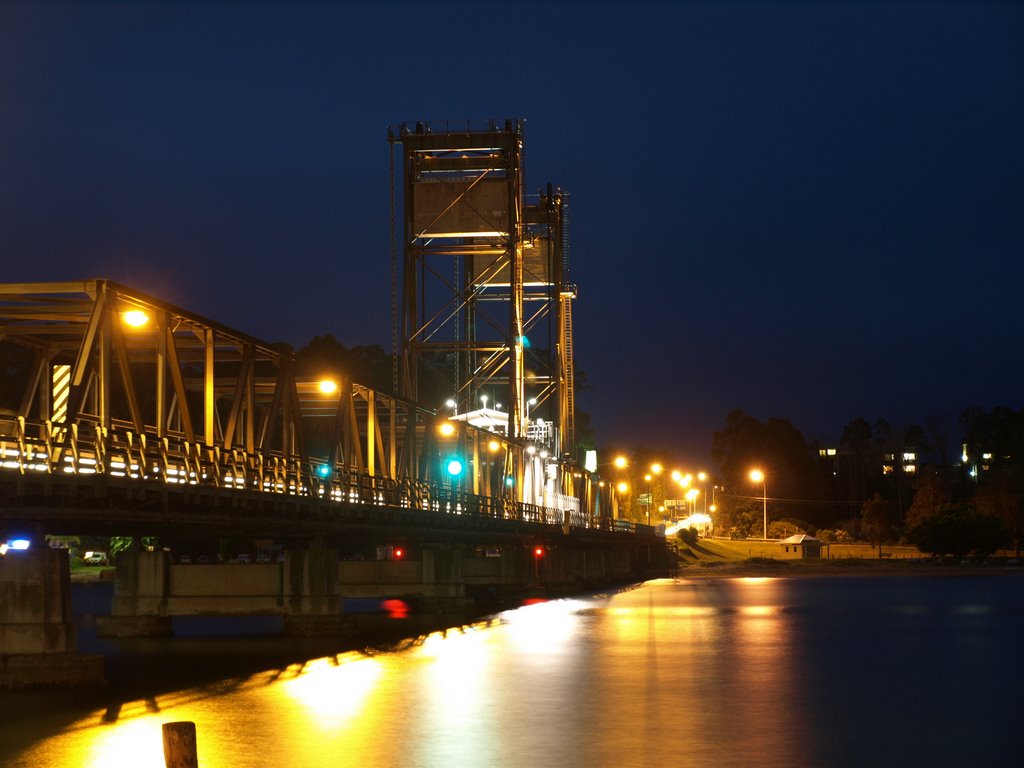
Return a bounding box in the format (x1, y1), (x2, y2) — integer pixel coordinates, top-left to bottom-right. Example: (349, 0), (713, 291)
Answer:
(534, 544), (638, 591)
(417, 545), (472, 613)
(101, 549), (174, 638)
(97, 548), (352, 638)
(282, 547), (349, 636)
(0, 547), (104, 687)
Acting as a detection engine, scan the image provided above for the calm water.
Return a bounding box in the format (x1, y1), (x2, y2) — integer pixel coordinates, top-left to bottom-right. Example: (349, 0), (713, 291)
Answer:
(1, 575), (1021, 767)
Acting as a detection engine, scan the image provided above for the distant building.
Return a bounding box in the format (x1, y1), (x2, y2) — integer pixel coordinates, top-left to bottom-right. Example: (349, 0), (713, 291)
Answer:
(780, 534), (823, 560)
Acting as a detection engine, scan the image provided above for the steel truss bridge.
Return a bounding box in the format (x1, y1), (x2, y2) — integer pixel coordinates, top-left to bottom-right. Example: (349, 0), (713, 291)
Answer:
(0, 280), (638, 544)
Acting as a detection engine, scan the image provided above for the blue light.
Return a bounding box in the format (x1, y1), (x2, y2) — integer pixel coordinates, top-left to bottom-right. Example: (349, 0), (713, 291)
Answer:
(317, 465), (331, 477)
(505, 477), (514, 487)
(446, 457), (464, 477)
(9, 539), (30, 550)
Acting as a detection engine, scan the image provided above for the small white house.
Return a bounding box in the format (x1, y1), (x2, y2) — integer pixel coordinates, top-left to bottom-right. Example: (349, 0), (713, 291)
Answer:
(779, 534), (823, 560)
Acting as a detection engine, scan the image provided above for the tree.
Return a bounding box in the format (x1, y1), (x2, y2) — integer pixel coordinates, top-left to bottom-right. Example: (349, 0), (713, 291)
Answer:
(0, 340), (36, 413)
(768, 519), (806, 539)
(840, 417), (875, 508)
(972, 471), (1024, 558)
(861, 493), (895, 557)
(712, 410), (832, 527)
(960, 406), (1024, 557)
(295, 334), (392, 392)
(905, 468), (951, 530)
(906, 503), (1010, 559)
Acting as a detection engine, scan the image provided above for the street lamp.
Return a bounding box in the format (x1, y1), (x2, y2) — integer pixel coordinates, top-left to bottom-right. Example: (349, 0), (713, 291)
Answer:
(698, 472), (708, 514)
(686, 487), (699, 516)
(749, 469), (767, 539)
(121, 309), (150, 328)
(615, 481), (630, 523)
(643, 473), (653, 525)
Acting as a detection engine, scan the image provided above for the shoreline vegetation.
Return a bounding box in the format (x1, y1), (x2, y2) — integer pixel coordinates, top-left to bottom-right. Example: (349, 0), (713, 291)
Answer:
(674, 537), (1022, 579)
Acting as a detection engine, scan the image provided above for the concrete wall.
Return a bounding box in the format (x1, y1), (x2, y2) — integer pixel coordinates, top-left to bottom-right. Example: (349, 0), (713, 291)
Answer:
(0, 547), (74, 654)
(0, 548), (104, 687)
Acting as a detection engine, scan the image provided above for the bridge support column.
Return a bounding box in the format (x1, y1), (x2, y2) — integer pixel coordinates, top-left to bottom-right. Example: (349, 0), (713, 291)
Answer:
(282, 548), (351, 636)
(96, 550), (173, 638)
(500, 545), (533, 590)
(419, 546), (472, 612)
(0, 548), (104, 687)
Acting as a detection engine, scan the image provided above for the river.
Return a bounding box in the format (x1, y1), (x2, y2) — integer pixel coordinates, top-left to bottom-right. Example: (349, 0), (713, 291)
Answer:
(1, 574), (1020, 767)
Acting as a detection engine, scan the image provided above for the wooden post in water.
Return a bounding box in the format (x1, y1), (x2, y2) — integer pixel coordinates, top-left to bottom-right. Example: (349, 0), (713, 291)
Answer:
(163, 721), (198, 768)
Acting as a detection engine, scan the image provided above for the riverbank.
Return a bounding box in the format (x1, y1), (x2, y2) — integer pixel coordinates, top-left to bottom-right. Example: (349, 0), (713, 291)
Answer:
(676, 556), (1024, 579)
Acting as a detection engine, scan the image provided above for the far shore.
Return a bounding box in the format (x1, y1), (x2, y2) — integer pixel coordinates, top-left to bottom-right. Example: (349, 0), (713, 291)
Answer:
(674, 557), (1023, 580)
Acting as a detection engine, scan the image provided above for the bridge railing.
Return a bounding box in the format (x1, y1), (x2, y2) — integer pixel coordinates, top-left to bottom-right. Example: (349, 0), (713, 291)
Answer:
(1, 416), (642, 536)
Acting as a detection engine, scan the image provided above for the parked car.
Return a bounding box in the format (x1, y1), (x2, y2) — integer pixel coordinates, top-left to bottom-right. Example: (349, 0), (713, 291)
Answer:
(83, 551), (108, 566)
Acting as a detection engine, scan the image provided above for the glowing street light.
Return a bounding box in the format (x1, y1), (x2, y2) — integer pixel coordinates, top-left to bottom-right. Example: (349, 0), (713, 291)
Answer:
(749, 469), (767, 538)
(317, 379), (338, 395)
(613, 455), (628, 470)
(686, 487), (699, 515)
(121, 310), (149, 328)
(643, 472), (655, 526)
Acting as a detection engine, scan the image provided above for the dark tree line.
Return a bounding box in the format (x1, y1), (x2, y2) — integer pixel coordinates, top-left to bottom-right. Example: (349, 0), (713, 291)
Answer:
(709, 407), (1020, 556)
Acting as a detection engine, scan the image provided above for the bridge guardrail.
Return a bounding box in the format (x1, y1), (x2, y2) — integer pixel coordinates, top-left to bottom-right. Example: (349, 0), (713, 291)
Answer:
(1, 416), (647, 536)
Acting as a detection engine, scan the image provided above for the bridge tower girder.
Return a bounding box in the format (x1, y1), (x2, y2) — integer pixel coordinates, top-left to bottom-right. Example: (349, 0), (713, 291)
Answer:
(388, 120), (577, 473)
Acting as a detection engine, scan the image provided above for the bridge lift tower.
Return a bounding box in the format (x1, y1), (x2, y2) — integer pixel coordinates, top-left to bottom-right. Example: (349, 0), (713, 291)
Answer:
(388, 120), (577, 471)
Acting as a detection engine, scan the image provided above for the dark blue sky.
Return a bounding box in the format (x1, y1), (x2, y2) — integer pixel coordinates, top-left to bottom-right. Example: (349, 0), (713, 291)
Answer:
(2, 1), (1021, 468)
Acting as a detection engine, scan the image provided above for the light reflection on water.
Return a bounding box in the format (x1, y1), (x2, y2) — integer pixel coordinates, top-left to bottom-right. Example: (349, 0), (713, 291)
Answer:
(3, 576), (1022, 768)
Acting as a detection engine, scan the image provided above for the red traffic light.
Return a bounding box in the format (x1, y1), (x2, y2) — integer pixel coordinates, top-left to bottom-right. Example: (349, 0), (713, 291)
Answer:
(534, 546), (544, 557)
(394, 547), (404, 560)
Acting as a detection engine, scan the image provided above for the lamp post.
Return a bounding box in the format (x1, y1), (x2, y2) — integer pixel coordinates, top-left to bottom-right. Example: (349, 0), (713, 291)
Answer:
(698, 472), (708, 515)
(643, 473), (652, 525)
(615, 481), (630, 523)
(686, 487), (699, 516)
(749, 469), (767, 539)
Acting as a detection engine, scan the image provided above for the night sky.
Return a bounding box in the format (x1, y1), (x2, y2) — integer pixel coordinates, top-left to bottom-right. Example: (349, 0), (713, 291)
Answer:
(2, 1), (1021, 468)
